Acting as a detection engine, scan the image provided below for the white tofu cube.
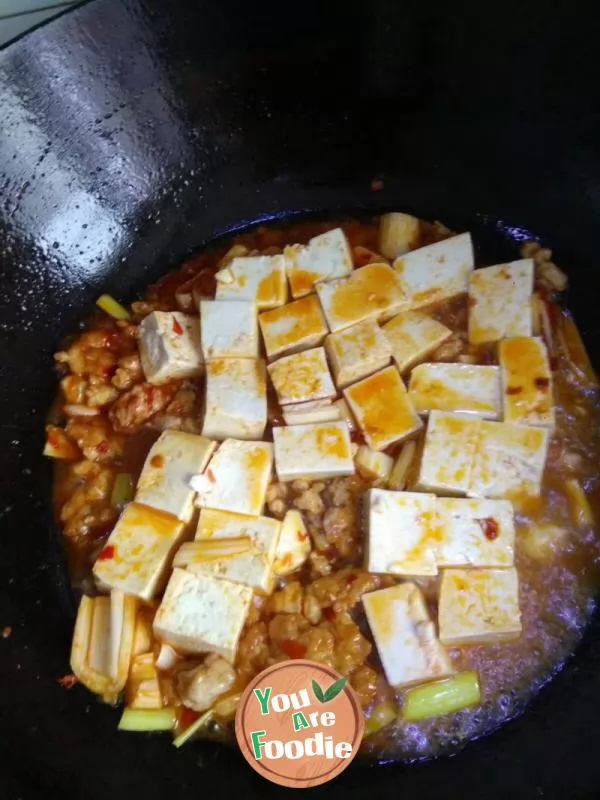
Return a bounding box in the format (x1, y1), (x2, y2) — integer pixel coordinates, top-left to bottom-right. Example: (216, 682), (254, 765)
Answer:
(333, 397), (357, 432)
(408, 363), (502, 419)
(393, 233), (474, 309)
(190, 509), (281, 594)
(203, 358), (267, 440)
(153, 568), (252, 661)
(272, 509), (311, 576)
(378, 212), (421, 260)
(416, 411), (481, 495)
(315, 263), (408, 333)
(499, 336), (555, 428)
(258, 294), (329, 359)
(325, 319), (393, 388)
(273, 421), (354, 482)
(435, 498), (515, 567)
(382, 311), (452, 373)
(365, 489), (438, 576)
(215, 255), (288, 309)
(355, 446), (394, 482)
(363, 582), (452, 688)
(343, 366), (422, 451)
(268, 346), (336, 407)
(284, 228), (353, 298)
(282, 399), (341, 426)
(199, 299), (258, 360)
(192, 439), (273, 517)
(438, 568), (522, 645)
(135, 431), (217, 522)
(138, 311), (203, 385)
(468, 259), (534, 344)
(93, 503), (185, 601)
(468, 420), (549, 499)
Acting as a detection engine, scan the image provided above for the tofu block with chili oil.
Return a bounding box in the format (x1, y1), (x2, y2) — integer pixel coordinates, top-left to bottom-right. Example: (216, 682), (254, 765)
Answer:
(343, 366), (422, 451)
(202, 358), (267, 440)
(382, 311), (452, 374)
(93, 503), (185, 601)
(435, 498), (515, 568)
(282, 399), (341, 426)
(135, 430), (217, 522)
(499, 336), (555, 428)
(272, 509), (311, 576)
(468, 259), (534, 344)
(363, 582), (452, 688)
(365, 489), (438, 576)
(185, 509), (282, 594)
(259, 294), (329, 359)
(467, 420), (550, 499)
(416, 411), (481, 495)
(408, 363), (502, 419)
(199, 299), (258, 360)
(378, 212), (421, 260)
(268, 346), (336, 406)
(273, 421), (354, 482)
(315, 263), (408, 333)
(153, 568), (252, 661)
(393, 233), (474, 310)
(284, 228), (353, 298)
(215, 255), (288, 309)
(192, 439), (273, 517)
(438, 568), (522, 645)
(138, 311), (203, 384)
(325, 318), (393, 389)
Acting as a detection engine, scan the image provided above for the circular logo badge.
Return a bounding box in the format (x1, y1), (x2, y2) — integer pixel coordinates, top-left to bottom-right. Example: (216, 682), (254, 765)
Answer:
(235, 659), (364, 788)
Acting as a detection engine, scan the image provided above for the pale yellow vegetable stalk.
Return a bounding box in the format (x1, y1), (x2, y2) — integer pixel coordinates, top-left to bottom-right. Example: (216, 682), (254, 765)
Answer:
(402, 671), (480, 722)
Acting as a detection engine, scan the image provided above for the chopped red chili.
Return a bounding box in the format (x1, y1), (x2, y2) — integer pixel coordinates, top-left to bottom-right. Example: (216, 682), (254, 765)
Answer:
(476, 517), (499, 541)
(150, 454), (164, 468)
(506, 386), (523, 395)
(323, 606), (336, 622)
(346, 573), (358, 585)
(535, 377), (550, 390)
(280, 639), (307, 659)
(178, 706), (200, 731)
(47, 432), (60, 448)
(172, 317), (184, 335)
(97, 440), (109, 454)
(97, 544), (115, 560)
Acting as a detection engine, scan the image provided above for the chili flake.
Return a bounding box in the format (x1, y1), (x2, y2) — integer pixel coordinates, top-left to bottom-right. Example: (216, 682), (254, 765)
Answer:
(506, 386), (523, 395)
(475, 517), (499, 541)
(535, 377), (550, 390)
(172, 317), (184, 335)
(97, 544), (116, 561)
(57, 673), (78, 689)
(280, 639), (307, 659)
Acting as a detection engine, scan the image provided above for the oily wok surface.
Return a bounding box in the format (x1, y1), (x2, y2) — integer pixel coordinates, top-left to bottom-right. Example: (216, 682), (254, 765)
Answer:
(1, 0), (600, 798)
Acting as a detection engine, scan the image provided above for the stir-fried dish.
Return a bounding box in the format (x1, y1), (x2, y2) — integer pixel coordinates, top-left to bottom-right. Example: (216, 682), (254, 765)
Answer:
(47, 214), (600, 760)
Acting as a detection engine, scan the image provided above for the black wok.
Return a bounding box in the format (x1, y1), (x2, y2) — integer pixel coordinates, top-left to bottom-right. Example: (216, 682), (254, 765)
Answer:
(1, 0), (600, 797)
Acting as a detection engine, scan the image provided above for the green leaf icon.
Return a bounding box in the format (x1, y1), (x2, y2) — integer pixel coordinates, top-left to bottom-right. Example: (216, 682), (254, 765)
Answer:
(312, 679), (325, 703)
(323, 676), (347, 702)
(312, 676), (347, 703)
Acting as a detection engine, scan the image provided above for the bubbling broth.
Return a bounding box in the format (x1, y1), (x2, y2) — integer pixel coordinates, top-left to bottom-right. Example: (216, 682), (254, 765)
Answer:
(48, 215), (600, 762)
